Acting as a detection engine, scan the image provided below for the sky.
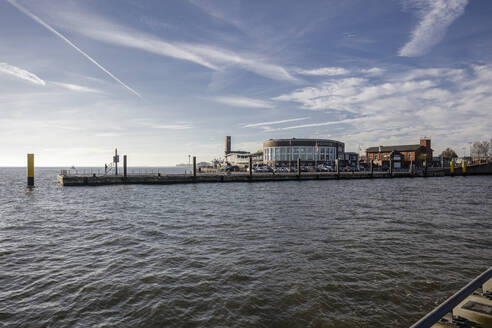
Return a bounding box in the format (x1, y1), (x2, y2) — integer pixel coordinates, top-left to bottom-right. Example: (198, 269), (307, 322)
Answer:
(1, 0), (491, 166)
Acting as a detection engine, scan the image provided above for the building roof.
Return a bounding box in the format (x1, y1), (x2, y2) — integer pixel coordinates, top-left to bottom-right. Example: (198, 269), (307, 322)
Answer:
(366, 144), (422, 153)
(263, 138), (343, 148)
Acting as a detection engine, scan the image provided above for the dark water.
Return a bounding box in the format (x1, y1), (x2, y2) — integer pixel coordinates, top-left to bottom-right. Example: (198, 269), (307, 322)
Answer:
(0, 168), (491, 327)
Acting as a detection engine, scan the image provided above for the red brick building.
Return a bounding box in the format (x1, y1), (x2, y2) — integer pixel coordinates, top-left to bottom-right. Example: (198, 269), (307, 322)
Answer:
(366, 138), (433, 167)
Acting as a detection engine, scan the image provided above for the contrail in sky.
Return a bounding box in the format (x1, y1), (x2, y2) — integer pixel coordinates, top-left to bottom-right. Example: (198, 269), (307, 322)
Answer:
(6, 0), (141, 98)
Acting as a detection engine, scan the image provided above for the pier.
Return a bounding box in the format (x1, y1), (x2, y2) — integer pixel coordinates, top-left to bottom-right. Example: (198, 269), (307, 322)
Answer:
(57, 170), (446, 187)
(56, 156), (492, 187)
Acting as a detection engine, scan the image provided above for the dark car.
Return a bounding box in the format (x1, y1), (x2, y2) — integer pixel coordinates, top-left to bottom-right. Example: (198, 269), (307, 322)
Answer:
(220, 165), (240, 172)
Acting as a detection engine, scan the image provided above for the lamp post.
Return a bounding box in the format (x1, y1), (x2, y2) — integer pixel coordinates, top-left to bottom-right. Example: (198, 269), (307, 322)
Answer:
(315, 140), (318, 168)
(378, 145), (382, 171)
(289, 139), (292, 172)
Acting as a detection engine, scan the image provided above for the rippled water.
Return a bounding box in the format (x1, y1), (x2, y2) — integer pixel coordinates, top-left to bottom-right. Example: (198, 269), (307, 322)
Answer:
(0, 167), (491, 327)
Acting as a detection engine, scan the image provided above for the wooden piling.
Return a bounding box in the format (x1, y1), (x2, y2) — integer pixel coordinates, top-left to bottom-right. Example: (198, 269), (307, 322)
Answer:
(249, 156), (252, 178)
(123, 155), (127, 178)
(114, 148), (119, 176)
(193, 156), (196, 177)
(297, 158), (301, 177)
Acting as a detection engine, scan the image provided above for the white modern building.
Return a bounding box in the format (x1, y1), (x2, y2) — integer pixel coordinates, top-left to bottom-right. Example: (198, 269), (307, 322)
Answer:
(263, 138), (345, 167)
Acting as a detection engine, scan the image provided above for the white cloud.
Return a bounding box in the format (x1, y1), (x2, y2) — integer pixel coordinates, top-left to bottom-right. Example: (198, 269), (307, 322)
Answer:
(209, 96), (275, 109)
(44, 9), (298, 82)
(95, 132), (121, 137)
(360, 67), (385, 75)
(399, 68), (465, 81)
(277, 118), (365, 130)
(0, 62), (45, 86)
(178, 43), (298, 82)
(144, 123), (192, 130)
(273, 77), (439, 112)
(51, 82), (101, 93)
(296, 67), (349, 76)
(6, 0), (141, 97)
(399, 0), (468, 57)
(272, 64), (492, 152)
(244, 117), (310, 128)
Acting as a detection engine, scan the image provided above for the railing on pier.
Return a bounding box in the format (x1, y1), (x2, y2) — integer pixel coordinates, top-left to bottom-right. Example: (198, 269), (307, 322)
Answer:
(410, 267), (492, 328)
(60, 168), (165, 176)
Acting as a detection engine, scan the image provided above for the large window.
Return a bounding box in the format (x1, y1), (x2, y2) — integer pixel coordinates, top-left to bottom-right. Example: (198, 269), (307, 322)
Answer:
(264, 144), (340, 162)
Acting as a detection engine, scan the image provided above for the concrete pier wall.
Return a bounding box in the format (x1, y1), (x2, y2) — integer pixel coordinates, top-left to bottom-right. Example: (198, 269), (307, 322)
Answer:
(58, 170), (445, 187)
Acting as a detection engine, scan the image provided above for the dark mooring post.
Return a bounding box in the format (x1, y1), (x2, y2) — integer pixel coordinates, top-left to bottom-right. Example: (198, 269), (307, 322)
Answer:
(123, 155), (127, 178)
(389, 158), (393, 176)
(27, 153), (34, 187)
(370, 160), (373, 176)
(114, 148), (119, 176)
(297, 158), (301, 177)
(193, 156), (196, 177)
(249, 156), (253, 178)
(336, 159), (340, 176)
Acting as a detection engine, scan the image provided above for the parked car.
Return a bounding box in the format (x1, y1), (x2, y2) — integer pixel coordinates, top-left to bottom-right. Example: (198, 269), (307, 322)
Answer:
(220, 165), (240, 172)
(253, 165), (273, 173)
(318, 165), (334, 172)
(273, 167), (288, 173)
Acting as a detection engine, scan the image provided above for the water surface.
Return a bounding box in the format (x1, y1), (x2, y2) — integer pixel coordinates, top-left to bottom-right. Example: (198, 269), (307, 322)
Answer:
(1, 168), (491, 327)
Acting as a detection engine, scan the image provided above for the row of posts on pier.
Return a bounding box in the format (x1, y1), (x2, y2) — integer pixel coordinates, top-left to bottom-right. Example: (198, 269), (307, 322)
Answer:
(109, 148), (127, 177)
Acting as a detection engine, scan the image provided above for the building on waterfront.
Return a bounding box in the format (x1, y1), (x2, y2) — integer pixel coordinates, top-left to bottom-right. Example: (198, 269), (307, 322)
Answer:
(341, 152), (359, 166)
(366, 138), (433, 167)
(263, 138), (345, 167)
(223, 136), (263, 168)
(224, 151), (263, 167)
(225, 136), (232, 155)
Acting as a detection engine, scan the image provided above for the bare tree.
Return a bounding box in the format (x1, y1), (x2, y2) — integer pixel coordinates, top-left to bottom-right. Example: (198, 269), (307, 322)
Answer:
(472, 141), (490, 159)
(439, 148), (458, 159)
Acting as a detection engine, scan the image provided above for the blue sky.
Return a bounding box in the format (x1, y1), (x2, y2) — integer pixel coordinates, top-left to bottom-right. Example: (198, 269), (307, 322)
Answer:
(1, 0), (491, 166)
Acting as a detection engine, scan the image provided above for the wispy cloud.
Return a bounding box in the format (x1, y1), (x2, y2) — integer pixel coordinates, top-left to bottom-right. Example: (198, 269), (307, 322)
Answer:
(150, 124), (193, 130)
(272, 64), (492, 150)
(209, 96), (275, 108)
(0, 62), (45, 85)
(244, 117), (310, 128)
(44, 9), (298, 82)
(189, 0), (242, 29)
(6, 0), (141, 98)
(296, 67), (349, 76)
(273, 77), (436, 112)
(51, 82), (101, 93)
(399, 0), (468, 57)
(360, 67), (385, 75)
(135, 120), (193, 130)
(178, 43), (298, 82)
(95, 132), (122, 137)
(277, 118), (364, 130)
